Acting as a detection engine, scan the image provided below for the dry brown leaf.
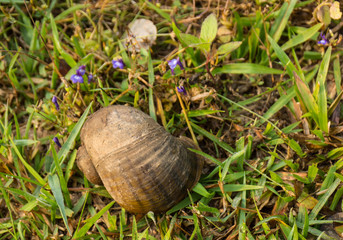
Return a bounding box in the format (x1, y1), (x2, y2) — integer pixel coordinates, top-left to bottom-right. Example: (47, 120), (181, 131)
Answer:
(297, 192), (318, 209)
(330, 1), (342, 20)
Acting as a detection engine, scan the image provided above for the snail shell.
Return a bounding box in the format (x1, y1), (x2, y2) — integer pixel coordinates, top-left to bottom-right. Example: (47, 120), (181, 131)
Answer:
(77, 105), (203, 213)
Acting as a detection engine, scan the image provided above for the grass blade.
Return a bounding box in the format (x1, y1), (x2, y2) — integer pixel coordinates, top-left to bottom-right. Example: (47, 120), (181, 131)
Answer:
(212, 63), (284, 75)
(49, 14), (76, 68)
(260, 66), (318, 124)
(318, 81), (328, 133)
(267, 35), (298, 77)
(293, 72), (319, 124)
(190, 122), (234, 153)
(145, 0), (171, 21)
(9, 137), (45, 186)
(48, 174), (72, 235)
(309, 178), (341, 220)
(316, 46), (332, 85)
(148, 51), (156, 121)
(73, 201), (115, 238)
(279, 23), (323, 52)
(333, 55), (341, 96)
(270, 0), (297, 43)
(51, 139), (72, 208)
(54, 102), (93, 171)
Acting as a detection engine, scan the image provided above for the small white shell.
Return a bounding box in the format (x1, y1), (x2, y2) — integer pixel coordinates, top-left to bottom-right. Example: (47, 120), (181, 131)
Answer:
(124, 19), (157, 52)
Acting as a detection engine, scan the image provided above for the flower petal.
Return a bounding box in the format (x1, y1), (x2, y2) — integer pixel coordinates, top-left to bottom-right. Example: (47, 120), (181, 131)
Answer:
(52, 96), (60, 110)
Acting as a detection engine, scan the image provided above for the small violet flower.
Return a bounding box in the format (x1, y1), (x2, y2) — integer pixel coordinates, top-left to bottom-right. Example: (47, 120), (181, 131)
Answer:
(88, 74), (94, 83)
(112, 59), (125, 69)
(318, 33), (328, 46)
(71, 74), (84, 83)
(52, 96), (59, 111)
(168, 57), (184, 75)
(76, 65), (86, 76)
(70, 65), (87, 84)
(177, 86), (187, 95)
(53, 137), (62, 148)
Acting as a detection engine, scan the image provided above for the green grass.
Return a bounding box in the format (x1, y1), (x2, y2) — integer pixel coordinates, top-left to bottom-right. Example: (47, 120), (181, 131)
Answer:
(1, 0), (343, 239)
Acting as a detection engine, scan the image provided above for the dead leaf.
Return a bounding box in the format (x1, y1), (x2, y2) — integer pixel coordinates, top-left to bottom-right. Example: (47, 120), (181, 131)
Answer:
(297, 191), (318, 209)
(330, 1), (342, 20)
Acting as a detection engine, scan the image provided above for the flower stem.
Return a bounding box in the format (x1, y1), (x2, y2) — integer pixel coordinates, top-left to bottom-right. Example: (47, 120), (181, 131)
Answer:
(175, 87), (198, 146)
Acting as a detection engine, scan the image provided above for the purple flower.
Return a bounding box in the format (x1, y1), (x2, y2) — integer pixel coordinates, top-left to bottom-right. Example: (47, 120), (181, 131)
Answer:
(70, 65), (87, 83)
(177, 86), (187, 95)
(88, 74), (94, 83)
(71, 74), (84, 83)
(168, 57), (184, 75)
(318, 33), (328, 46)
(112, 59), (125, 69)
(76, 65), (86, 76)
(52, 96), (59, 111)
(53, 137), (62, 148)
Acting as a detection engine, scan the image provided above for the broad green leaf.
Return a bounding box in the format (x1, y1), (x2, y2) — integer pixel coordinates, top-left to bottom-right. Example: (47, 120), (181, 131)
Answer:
(212, 63), (284, 75)
(217, 41), (242, 55)
(180, 33), (202, 46)
(200, 14), (217, 44)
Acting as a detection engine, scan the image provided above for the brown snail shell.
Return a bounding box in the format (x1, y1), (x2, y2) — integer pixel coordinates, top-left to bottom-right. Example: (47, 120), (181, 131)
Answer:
(77, 105), (203, 214)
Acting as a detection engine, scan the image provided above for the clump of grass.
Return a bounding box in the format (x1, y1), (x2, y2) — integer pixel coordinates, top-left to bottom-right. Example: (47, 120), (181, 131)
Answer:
(1, 0), (343, 239)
